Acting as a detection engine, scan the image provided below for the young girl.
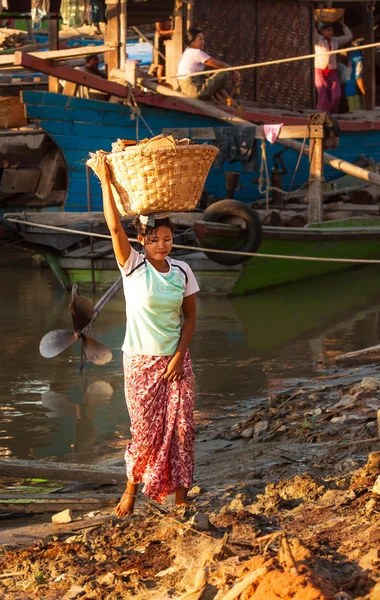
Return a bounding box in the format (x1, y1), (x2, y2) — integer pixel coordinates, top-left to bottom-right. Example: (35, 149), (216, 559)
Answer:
(93, 156), (199, 516)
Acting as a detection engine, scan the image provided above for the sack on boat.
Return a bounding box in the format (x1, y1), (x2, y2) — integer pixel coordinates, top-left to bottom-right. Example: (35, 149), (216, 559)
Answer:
(88, 134), (219, 217)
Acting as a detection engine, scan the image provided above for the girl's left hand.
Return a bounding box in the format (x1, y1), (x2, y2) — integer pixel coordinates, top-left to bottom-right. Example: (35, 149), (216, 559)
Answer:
(163, 354), (184, 382)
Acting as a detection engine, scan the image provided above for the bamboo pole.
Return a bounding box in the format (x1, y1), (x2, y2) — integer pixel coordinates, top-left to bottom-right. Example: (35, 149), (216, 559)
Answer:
(138, 76), (380, 187)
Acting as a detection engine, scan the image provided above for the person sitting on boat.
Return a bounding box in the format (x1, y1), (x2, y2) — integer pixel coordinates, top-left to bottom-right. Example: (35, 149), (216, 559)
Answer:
(314, 18), (353, 114)
(81, 54), (107, 79)
(176, 28), (240, 106)
(345, 39), (365, 112)
(77, 54), (109, 101)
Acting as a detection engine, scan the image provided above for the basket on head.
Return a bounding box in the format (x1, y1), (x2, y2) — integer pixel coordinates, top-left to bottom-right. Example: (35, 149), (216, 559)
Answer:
(105, 139), (219, 217)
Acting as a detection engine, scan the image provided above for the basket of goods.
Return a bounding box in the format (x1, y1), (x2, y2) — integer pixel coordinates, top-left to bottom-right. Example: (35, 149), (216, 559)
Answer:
(314, 8), (345, 23)
(88, 134), (219, 217)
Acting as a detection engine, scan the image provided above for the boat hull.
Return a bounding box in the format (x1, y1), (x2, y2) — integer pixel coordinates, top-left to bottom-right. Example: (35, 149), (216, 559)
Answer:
(19, 91), (380, 211)
(233, 230), (380, 294)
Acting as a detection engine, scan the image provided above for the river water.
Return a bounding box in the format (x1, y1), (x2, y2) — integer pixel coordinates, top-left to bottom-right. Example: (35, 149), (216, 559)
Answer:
(2, 265), (380, 462)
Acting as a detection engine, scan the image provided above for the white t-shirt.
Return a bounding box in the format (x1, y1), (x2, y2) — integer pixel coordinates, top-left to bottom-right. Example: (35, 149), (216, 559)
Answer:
(118, 248), (200, 356)
(176, 47), (211, 79)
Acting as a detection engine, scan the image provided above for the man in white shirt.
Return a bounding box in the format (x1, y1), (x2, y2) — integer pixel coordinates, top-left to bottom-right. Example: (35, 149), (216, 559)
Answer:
(176, 28), (240, 106)
(314, 18), (353, 113)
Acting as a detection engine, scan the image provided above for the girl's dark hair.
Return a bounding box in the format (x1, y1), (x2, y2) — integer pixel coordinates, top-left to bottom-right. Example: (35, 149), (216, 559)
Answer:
(187, 27), (204, 46)
(132, 216), (174, 244)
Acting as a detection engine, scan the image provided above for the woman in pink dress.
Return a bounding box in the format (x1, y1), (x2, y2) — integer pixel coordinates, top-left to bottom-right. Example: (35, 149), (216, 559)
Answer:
(92, 156), (199, 516)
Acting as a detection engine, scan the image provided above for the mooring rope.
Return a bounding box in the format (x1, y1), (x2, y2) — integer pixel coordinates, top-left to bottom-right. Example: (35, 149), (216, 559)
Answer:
(157, 40), (380, 82)
(6, 217), (380, 266)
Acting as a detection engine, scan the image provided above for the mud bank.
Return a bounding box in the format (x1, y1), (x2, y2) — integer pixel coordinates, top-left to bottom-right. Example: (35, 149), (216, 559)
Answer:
(0, 366), (380, 599)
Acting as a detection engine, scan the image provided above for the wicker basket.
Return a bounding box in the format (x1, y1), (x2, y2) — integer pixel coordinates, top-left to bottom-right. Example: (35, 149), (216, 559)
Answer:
(105, 141), (219, 217)
(314, 8), (345, 24)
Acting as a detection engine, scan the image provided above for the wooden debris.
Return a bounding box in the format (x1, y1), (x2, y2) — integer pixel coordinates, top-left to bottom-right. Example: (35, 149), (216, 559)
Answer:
(0, 458), (126, 485)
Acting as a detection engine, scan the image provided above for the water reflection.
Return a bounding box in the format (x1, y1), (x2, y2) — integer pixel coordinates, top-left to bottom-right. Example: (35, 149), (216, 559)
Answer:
(2, 265), (380, 460)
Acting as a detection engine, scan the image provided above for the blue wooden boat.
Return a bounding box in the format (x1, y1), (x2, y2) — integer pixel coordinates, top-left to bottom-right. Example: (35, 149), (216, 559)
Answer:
(16, 90), (380, 213)
(3, 90), (380, 295)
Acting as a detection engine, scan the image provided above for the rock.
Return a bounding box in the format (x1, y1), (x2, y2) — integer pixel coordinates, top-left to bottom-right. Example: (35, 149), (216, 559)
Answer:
(358, 548), (379, 570)
(188, 485), (203, 497)
(339, 458), (359, 472)
(241, 427), (254, 439)
(229, 498), (245, 511)
(52, 509), (73, 524)
(372, 476), (380, 495)
(328, 395), (356, 411)
(264, 473), (326, 503)
(254, 421), (269, 437)
(369, 582), (380, 600)
(231, 421), (242, 431)
(187, 511), (209, 531)
(63, 585), (86, 599)
(330, 414), (364, 424)
(360, 377), (380, 391)
(308, 393), (320, 401)
(97, 572), (116, 586)
(365, 498), (378, 518)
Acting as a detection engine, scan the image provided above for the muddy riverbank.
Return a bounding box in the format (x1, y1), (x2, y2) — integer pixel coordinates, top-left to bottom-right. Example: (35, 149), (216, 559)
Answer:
(0, 366), (379, 599)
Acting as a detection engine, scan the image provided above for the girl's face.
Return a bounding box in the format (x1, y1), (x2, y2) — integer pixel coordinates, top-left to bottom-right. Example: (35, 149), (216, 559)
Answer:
(139, 226), (173, 261)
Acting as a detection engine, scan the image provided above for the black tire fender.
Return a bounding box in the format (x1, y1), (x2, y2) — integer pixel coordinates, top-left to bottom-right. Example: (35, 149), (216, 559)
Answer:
(197, 199), (262, 266)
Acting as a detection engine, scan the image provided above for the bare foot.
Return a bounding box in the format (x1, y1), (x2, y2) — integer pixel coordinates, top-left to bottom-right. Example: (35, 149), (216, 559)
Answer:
(175, 486), (189, 507)
(115, 491), (135, 517)
(115, 482), (138, 518)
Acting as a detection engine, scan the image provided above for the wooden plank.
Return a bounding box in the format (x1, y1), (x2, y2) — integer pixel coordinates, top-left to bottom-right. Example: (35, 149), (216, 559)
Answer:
(16, 53), (129, 98)
(6, 44), (116, 68)
(48, 13), (59, 93)
(0, 494), (118, 514)
(0, 459), (126, 485)
(35, 149), (61, 200)
(106, 3), (120, 73)
(22, 90), (130, 113)
(0, 168), (41, 194)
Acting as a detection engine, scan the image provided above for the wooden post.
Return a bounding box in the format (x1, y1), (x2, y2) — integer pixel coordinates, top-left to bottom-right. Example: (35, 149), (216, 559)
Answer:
(307, 127), (324, 224)
(105, 0), (120, 74)
(119, 0), (127, 70)
(363, 2), (376, 111)
(255, 0), (260, 104)
(48, 11), (59, 93)
(310, 4), (317, 109)
(186, 0), (193, 31)
(164, 0), (184, 85)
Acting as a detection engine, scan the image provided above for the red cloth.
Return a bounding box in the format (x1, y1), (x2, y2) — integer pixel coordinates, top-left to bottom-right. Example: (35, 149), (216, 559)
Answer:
(123, 351), (195, 503)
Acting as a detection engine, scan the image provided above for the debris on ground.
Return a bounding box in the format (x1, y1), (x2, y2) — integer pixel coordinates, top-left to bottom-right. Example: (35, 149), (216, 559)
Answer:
(0, 369), (379, 598)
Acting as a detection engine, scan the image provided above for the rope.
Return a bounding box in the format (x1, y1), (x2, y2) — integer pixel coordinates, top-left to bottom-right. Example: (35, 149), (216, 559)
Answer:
(125, 86), (155, 137)
(7, 217), (380, 266)
(258, 129), (313, 202)
(157, 40), (380, 82)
